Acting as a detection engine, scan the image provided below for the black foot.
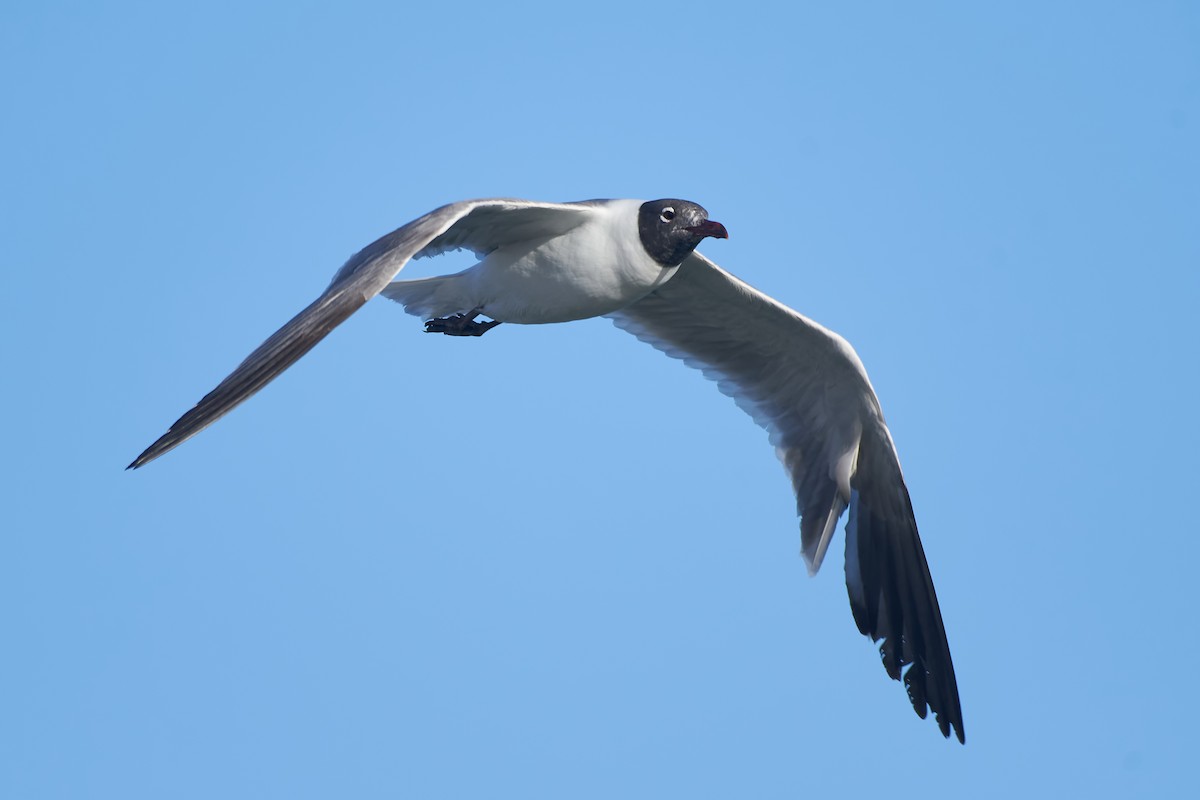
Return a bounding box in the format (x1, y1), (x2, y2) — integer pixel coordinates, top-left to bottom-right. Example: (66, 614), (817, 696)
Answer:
(424, 309), (502, 337)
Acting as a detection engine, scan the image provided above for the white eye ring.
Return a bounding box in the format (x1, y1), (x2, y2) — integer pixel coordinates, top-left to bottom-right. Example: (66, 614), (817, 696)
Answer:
(659, 207), (676, 223)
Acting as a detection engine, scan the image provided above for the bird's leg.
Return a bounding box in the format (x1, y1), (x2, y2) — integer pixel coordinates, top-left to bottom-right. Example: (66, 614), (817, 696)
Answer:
(424, 307), (503, 337)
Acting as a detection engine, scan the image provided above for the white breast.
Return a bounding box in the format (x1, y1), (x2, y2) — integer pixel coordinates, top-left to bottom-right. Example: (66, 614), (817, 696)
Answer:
(467, 199), (679, 324)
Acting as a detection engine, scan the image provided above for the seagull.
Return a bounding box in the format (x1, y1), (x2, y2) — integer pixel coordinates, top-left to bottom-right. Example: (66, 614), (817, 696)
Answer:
(128, 197), (965, 743)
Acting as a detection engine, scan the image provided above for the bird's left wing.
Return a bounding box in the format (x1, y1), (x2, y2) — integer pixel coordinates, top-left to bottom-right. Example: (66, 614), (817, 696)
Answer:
(609, 251), (964, 743)
(129, 199), (598, 468)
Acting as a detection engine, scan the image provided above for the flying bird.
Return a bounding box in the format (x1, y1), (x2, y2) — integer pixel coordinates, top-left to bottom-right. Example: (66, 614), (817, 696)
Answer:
(129, 197), (965, 743)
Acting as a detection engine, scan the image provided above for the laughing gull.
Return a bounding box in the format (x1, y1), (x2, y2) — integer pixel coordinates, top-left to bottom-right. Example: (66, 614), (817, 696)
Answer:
(128, 197), (965, 743)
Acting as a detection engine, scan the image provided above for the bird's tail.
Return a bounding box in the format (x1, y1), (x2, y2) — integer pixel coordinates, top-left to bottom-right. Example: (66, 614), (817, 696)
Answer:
(381, 276), (470, 320)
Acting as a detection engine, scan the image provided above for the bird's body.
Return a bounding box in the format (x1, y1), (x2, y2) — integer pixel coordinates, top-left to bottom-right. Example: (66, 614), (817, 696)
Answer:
(129, 196), (965, 743)
(388, 199), (682, 324)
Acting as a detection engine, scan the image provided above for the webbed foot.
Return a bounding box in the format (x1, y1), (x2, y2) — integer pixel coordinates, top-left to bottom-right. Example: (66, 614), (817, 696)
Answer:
(424, 308), (502, 337)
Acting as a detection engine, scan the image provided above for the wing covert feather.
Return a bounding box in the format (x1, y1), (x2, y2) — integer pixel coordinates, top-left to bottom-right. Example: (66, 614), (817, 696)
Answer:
(610, 252), (878, 570)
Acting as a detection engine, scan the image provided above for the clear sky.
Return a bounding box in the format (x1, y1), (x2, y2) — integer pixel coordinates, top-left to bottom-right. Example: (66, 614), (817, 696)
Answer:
(3, 2), (1197, 798)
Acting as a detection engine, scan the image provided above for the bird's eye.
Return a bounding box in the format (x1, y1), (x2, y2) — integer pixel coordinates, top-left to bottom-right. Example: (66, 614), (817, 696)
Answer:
(660, 207), (676, 223)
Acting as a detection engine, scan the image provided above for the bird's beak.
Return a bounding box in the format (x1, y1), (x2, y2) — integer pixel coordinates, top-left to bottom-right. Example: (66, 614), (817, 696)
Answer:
(685, 219), (729, 240)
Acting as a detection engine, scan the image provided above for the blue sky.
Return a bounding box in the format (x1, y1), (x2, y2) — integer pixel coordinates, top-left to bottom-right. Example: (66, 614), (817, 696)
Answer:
(3, 2), (1198, 797)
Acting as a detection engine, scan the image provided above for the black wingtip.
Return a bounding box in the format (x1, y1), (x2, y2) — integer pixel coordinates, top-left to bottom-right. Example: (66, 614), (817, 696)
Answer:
(126, 436), (172, 470)
(942, 711), (966, 744)
(847, 434), (966, 746)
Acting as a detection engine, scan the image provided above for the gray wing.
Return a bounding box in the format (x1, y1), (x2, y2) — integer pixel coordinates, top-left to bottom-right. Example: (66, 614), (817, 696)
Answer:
(129, 198), (599, 469)
(609, 252), (965, 743)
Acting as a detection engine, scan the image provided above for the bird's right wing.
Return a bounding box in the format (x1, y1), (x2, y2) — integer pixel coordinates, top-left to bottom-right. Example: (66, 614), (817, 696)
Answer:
(610, 252), (881, 572)
(609, 252), (964, 743)
(129, 199), (599, 469)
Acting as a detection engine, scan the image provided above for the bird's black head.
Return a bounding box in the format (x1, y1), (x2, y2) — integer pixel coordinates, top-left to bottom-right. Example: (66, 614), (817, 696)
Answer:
(637, 199), (728, 267)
